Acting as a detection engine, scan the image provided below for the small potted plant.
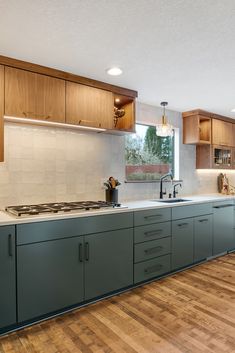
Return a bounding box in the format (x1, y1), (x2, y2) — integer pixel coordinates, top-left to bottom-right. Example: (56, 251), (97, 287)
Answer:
(104, 176), (121, 203)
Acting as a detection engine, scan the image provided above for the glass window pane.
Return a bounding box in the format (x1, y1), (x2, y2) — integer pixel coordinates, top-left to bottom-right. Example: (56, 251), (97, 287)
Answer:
(125, 124), (174, 181)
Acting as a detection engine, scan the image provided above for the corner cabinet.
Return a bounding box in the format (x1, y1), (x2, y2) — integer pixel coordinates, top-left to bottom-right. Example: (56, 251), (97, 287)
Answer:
(183, 109), (235, 169)
(5, 67), (66, 123)
(0, 226), (16, 330)
(183, 110), (211, 144)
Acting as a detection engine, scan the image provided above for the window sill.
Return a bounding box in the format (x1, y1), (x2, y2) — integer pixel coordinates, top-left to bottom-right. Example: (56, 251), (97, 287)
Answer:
(124, 180), (183, 184)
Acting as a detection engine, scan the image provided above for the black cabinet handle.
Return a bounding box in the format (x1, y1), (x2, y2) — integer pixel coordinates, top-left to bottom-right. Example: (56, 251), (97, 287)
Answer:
(144, 246), (163, 255)
(85, 242), (89, 261)
(213, 204), (234, 209)
(177, 222), (189, 227)
(198, 218), (209, 223)
(79, 243), (83, 262)
(8, 234), (13, 257)
(144, 229), (163, 237)
(144, 214), (162, 220)
(144, 264), (163, 274)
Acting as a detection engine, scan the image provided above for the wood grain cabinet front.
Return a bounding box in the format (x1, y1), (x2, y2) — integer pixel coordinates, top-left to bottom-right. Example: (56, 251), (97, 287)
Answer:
(0, 65), (4, 162)
(212, 119), (233, 146)
(183, 111), (211, 145)
(66, 81), (114, 129)
(5, 67), (65, 123)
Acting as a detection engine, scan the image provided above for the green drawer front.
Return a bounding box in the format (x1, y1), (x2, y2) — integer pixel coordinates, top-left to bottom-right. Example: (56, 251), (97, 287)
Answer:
(134, 222), (171, 244)
(212, 200), (235, 208)
(134, 208), (171, 226)
(172, 203), (212, 220)
(134, 237), (171, 263)
(134, 254), (171, 283)
(17, 212), (133, 244)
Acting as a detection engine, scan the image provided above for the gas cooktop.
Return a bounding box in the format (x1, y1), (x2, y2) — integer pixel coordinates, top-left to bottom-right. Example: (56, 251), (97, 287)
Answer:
(5, 201), (124, 217)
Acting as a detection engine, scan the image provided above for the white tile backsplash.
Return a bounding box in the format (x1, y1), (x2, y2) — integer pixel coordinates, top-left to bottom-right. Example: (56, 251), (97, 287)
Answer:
(0, 102), (220, 207)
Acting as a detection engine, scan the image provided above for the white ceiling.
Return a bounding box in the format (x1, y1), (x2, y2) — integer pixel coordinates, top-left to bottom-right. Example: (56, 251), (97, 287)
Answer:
(1, 0), (235, 117)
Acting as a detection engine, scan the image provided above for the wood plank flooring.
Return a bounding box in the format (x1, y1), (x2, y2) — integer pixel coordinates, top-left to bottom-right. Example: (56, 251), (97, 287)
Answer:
(0, 253), (235, 353)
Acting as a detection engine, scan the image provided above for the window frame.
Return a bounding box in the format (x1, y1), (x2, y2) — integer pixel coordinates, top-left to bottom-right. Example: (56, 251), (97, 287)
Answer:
(124, 123), (177, 183)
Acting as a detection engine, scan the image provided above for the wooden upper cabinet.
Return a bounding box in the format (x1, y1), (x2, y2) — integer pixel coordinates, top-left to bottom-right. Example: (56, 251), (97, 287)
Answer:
(66, 82), (113, 129)
(0, 65), (4, 161)
(182, 110), (211, 145)
(212, 119), (233, 146)
(5, 67), (65, 123)
(113, 94), (135, 132)
(35, 73), (65, 122)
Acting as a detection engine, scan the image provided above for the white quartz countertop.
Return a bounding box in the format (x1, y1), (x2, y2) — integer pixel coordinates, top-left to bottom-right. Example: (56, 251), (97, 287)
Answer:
(0, 194), (234, 226)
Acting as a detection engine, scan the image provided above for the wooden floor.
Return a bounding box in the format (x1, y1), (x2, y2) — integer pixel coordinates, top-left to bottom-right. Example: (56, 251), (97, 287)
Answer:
(1, 253), (235, 353)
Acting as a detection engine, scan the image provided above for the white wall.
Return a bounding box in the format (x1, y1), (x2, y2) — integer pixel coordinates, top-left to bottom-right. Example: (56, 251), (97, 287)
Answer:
(0, 102), (219, 207)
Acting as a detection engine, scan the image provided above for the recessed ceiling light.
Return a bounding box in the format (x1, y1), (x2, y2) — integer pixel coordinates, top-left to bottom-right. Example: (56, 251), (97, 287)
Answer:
(106, 67), (123, 76)
(115, 98), (120, 103)
(231, 108), (235, 112)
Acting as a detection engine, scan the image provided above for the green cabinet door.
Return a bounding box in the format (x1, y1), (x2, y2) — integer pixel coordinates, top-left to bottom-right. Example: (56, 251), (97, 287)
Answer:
(172, 218), (194, 270)
(213, 203), (234, 255)
(0, 226), (16, 329)
(17, 236), (84, 322)
(84, 228), (133, 300)
(194, 215), (213, 262)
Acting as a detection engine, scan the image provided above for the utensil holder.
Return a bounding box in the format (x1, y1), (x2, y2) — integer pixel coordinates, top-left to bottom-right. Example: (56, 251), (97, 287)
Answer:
(105, 189), (118, 203)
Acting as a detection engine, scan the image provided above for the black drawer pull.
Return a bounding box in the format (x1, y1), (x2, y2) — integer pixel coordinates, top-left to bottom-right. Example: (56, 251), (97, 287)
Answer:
(8, 234), (13, 257)
(144, 246), (163, 255)
(144, 214), (163, 220)
(213, 204), (234, 209)
(177, 222), (189, 227)
(79, 243), (83, 262)
(198, 218), (209, 223)
(144, 229), (163, 237)
(144, 264), (163, 274)
(85, 242), (89, 261)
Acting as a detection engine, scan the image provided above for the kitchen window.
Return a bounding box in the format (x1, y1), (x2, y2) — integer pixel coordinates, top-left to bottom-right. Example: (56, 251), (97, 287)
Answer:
(125, 124), (175, 181)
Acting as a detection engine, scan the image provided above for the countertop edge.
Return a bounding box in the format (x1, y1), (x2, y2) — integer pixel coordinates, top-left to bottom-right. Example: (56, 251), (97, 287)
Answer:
(0, 194), (234, 226)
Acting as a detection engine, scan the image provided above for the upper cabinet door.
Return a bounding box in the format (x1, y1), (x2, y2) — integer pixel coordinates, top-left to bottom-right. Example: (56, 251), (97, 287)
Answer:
(35, 74), (65, 122)
(5, 67), (65, 123)
(5, 67), (36, 118)
(66, 82), (113, 129)
(0, 65), (4, 162)
(212, 119), (233, 146)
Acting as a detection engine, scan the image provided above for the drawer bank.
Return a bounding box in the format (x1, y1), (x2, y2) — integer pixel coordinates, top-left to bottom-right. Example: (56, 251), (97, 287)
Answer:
(0, 199), (235, 335)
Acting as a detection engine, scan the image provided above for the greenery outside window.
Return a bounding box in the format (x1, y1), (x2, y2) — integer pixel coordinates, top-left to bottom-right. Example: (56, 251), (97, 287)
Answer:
(125, 124), (174, 181)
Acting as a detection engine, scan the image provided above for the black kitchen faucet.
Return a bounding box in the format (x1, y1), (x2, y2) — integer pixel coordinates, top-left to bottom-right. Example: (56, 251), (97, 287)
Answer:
(159, 170), (173, 199)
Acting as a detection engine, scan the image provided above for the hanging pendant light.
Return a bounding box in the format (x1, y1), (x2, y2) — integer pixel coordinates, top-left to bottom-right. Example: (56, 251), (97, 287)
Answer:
(156, 101), (173, 137)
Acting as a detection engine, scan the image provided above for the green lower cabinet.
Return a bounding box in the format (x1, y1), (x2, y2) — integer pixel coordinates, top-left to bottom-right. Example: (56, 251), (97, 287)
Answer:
(172, 218), (194, 270)
(17, 236), (84, 322)
(194, 215), (213, 262)
(134, 254), (171, 283)
(213, 203), (234, 255)
(84, 229), (133, 300)
(0, 226), (16, 329)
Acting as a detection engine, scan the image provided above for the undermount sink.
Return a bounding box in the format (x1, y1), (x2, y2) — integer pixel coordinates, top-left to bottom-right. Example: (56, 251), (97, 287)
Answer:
(151, 198), (192, 203)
